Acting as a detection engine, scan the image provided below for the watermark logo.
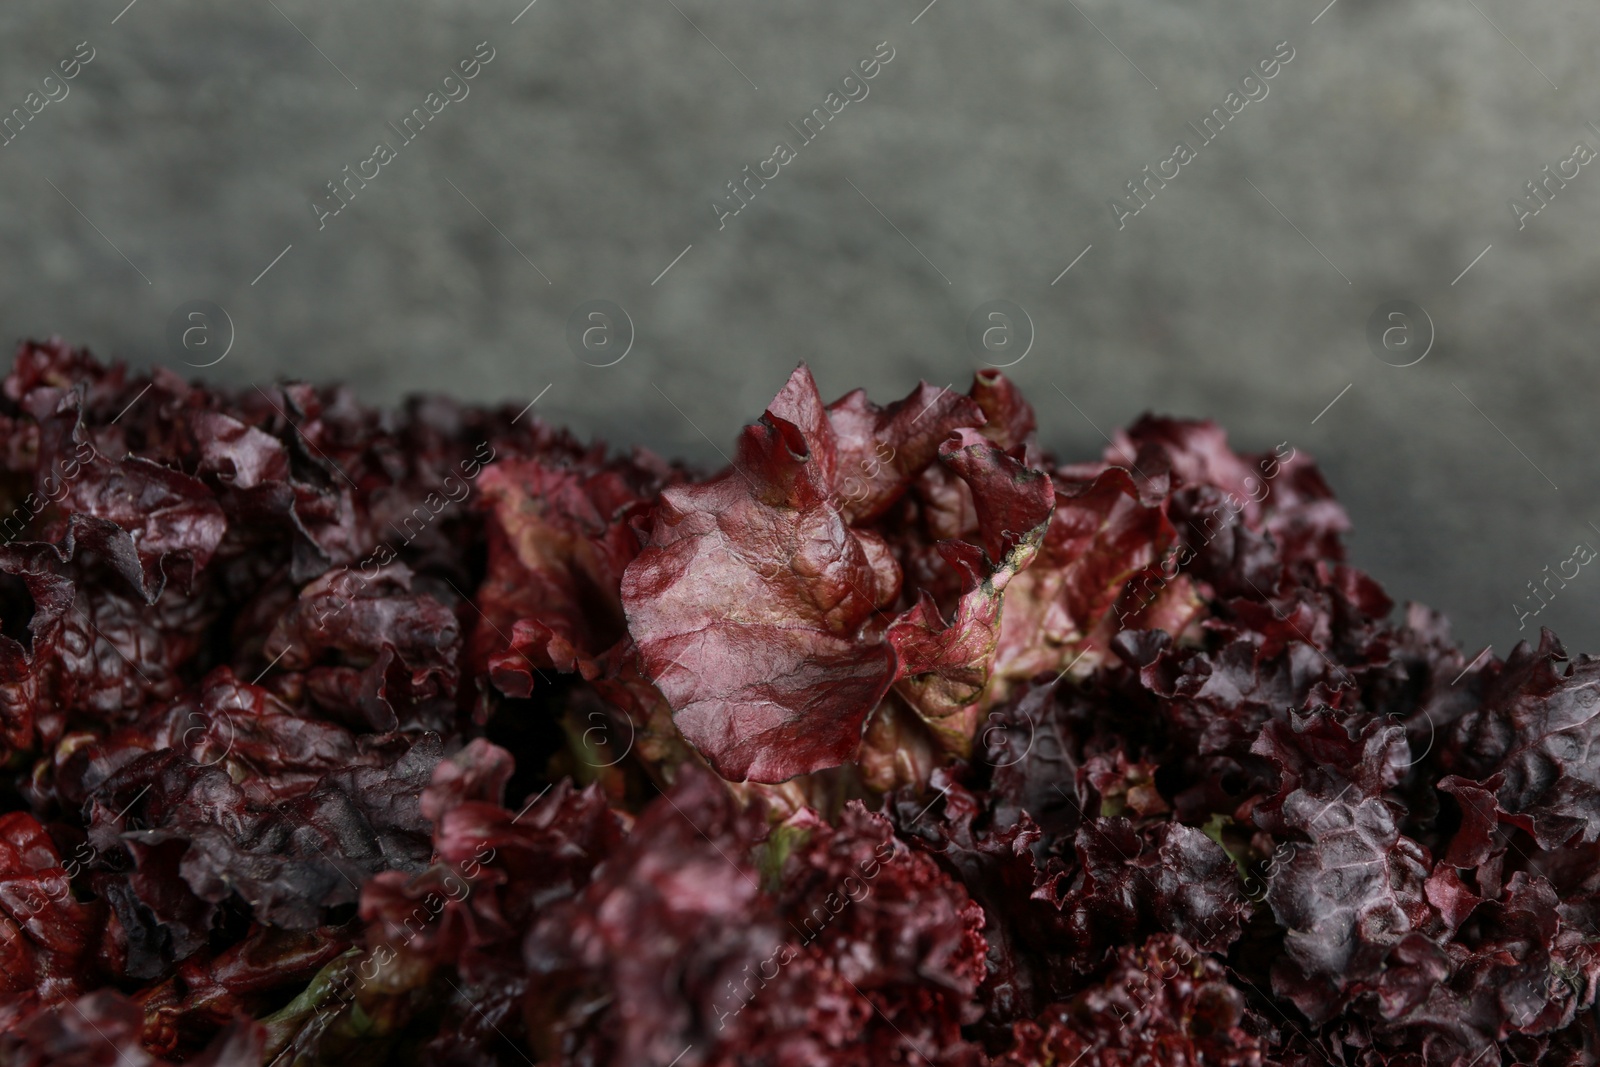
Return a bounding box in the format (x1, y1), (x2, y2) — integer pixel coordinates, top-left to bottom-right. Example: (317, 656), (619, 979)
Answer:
(1107, 40), (1295, 230)
(1365, 300), (1432, 367)
(965, 299), (1033, 368)
(1513, 539), (1597, 631)
(566, 299), (633, 367)
(982, 708), (1036, 769)
(311, 42), (496, 231)
(1508, 129), (1598, 231)
(0, 41), (95, 151)
(181, 706), (237, 767)
(576, 708), (635, 769)
(166, 300), (234, 368)
(710, 41), (895, 231)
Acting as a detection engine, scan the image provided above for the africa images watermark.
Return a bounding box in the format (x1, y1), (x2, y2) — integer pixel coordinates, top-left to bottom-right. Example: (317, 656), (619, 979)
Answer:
(1507, 122), (1600, 231)
(711, 41), (897, 231)
(310, 439), (495, 631)
(1, 440), (101, 545)
(1114, 441), (1296, 620)
(0, 41), (96, 150)
(0, 839), (100, 936)
(712, 837), (899, 1028)
(1107, 39), (1296, 230)
(311, 41), (497, 230)
(1512, 537), (1597, 631)
(312, 840), (498, 1021)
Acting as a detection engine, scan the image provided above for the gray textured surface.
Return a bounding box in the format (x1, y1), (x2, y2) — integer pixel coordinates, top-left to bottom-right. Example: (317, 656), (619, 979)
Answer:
(2, 0), (1597, 654)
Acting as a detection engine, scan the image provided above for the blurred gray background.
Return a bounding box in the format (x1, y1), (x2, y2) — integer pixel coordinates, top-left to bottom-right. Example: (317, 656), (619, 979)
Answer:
(2, 0), (1597, 655)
